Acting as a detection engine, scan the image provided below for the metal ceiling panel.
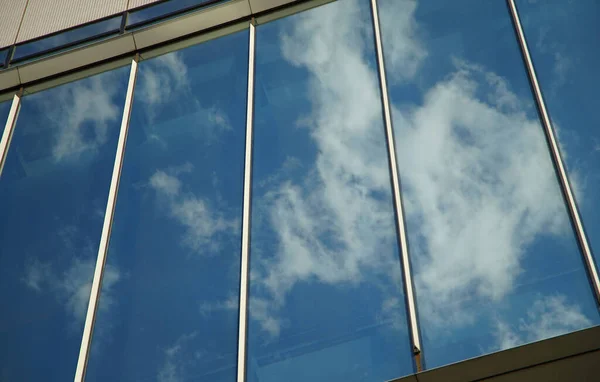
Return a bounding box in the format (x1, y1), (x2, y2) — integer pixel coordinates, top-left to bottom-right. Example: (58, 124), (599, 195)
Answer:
(16, 0), (128, 44)
(132, 0), (250, 49)
(0, 0), (28, 48)
(128, 0), (163, 10)
(0, 68), (20, 91)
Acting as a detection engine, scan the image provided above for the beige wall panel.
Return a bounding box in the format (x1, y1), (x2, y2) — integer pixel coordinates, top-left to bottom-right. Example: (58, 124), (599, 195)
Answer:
(0, 68), (20, 91)
(0, 0), (28, 48)
(16, 0), (128, 43)
(128, 0), (163, 10)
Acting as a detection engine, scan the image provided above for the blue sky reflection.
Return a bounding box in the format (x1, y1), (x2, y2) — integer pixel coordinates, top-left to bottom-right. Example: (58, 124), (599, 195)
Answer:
(85, 31), (248, 382)
(0, 67), (128, 380)
(247, 1), (414, 381)
(0, 100), (10, 135)
(379, 0), (600, 368)
(517, 0), (600, 274)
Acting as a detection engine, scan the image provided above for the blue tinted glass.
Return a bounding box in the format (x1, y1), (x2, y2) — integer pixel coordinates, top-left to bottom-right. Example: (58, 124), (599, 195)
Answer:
(517, 0), (600, 273)
(0, 100), (10, 132)
(13, 16), (121, 62)
(85, 31), (248, 381)
(247, 1), (413, 381)
(0, 48), (8, 67)
(0, 68), (129, 381)
(127, 0), (221, 27)
(379, 0), (600, 369)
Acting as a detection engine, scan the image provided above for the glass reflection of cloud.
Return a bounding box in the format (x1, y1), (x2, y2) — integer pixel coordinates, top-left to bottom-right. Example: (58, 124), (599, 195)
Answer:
(380, 0), (599, 368)
(85, 32), (247, 382)
(0, 68), (128, 381)
(249, 0), (413, 380)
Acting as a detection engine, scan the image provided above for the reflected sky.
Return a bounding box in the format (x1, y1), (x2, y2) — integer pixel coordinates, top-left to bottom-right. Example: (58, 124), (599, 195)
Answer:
(0, 48), (8, 68)
(127, 0), (221, 28)
(247, 1), (413, 381)
(379, 0), (600, 368)
(0, 100), (10, 136)
(517, 0), (600, 274)
(0, 68), (128, 381)
(85, 31), (248, 382)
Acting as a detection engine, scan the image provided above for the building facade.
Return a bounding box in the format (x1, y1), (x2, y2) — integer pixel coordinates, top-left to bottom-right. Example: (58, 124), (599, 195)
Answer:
(0, 0), (599, 381)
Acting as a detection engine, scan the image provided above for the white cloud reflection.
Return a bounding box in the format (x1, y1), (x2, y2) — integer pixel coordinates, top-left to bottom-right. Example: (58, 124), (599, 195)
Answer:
(394, 63), (569, 326)
(42, 72), (123, 161)
(252, 0), (404, 337)
(494, 294), (591, 350)
(23, 245), (120, 328)
(139, 52), (189, 109)
(149, 166), (239, 254)
(157, 331), (199, 382)
(248, 0), (591, 355)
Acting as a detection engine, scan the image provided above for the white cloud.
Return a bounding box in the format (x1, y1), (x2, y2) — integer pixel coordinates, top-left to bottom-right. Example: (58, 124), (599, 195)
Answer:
(247, 0), (581, 346)
(23, 255), (120, 327)
(393, 63), (570, 327)
(149, 167), (239, 254)
(22, 258), (52, 292)
(139, 52), (189, 108)
(251, 0), (404, 337)
(199, 294), (238, 317)
(379, 0), (427, 83)
(45, 73), (123, 161)
(137, 51), (233, 144)
(157, 331), (199, 382)
(494, 295), (592, 351)
(150, 170), (182, 197)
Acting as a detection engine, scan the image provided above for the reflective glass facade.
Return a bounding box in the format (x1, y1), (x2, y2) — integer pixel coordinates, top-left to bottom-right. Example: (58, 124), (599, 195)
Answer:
(0, 67), (128, 381)
(0, 0), (599, 380)
(247, 1), (412, 380)
(86, 30), (248, 382)
(379, 0), (599, 368)
(0, 100), (10, 135)
(517, 0), (600, 273)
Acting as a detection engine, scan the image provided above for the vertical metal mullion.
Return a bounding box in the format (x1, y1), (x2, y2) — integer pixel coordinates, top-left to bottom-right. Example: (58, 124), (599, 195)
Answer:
(507, 0), (600, 303)
(237, 21), (256, 382)
(74, 56), (139, 382)
(370, 0), (423, 371)
(0, 91), (22, 176)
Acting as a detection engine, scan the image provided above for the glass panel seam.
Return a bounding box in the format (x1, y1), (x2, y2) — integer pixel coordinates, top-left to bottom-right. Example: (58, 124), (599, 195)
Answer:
(370, 0), (423, 370)
(507, 0), (600, 304)
(237, 21), (256, 382)
(0, 92), (22, 177)
(73, 56), (139, 382)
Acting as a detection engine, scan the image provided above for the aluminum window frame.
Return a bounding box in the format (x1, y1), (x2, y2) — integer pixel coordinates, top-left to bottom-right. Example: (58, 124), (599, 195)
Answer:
(73, 56), (139, 382)
(370, 0), (423, 372)
(507, 0), (600, 305)
(0, 91), (22, 177)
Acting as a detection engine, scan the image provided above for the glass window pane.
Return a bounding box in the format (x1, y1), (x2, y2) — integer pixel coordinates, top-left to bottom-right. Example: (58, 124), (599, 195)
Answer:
(379, 0), (600, 369)
(0, 48), (8, 68)
(13, 16), (122, 63)
(0, 99), (11, 133)
(127, 0), (222, 28)
(517, 0), (600, 274)
(0, 68), (129, 381)
(85, 31), (248, 381)
(247, 1), (413, 381)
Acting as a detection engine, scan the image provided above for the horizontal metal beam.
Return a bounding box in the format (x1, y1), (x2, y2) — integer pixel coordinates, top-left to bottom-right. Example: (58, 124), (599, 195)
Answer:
(389, 325), (600, 382)
(0, 0), (332, 97)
